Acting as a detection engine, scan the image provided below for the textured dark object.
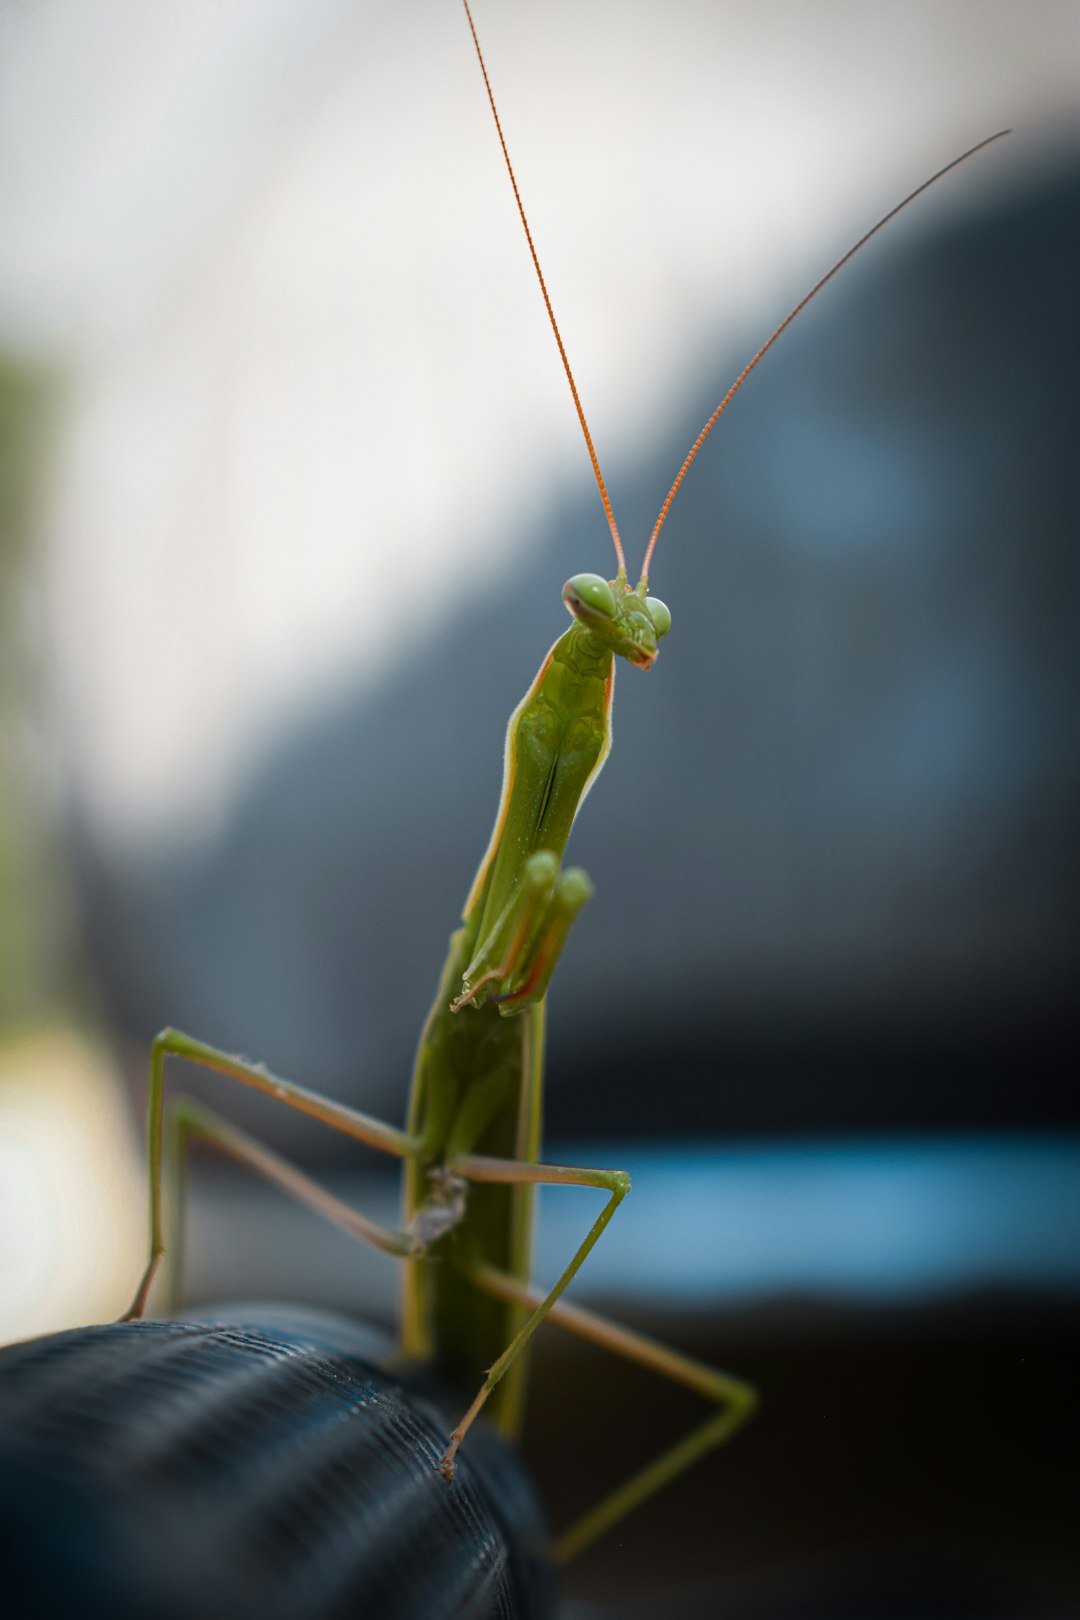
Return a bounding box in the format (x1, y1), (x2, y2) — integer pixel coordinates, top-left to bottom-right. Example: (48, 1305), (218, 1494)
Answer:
(0, 1310), (555, 1620)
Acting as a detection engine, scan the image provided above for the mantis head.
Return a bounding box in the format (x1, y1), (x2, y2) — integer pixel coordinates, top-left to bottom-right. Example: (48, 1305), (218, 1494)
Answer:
(563, 572), (671, 670)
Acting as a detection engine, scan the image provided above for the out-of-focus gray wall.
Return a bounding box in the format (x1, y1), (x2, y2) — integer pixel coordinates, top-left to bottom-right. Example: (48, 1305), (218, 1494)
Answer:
(0, 0), (1073, 1141)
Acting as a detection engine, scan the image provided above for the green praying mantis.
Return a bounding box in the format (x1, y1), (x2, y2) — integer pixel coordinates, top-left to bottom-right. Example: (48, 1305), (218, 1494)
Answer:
(121, 0), (1007, 1571)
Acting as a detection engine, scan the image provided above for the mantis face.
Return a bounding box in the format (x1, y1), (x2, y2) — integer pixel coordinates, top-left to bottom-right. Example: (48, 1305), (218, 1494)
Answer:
(562, 572), (672, 670)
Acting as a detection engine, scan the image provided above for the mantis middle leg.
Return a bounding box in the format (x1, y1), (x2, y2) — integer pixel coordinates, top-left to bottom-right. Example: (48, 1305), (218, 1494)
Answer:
(153, 1095), (428, 1313)
(123, 1028), (423, 1320)
(436, 1149), (632, 1471)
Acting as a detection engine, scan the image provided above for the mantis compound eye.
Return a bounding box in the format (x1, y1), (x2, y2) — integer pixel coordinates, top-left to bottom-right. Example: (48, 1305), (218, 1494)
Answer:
(645, 596), (672, 640)
(563, 573), (617, 620)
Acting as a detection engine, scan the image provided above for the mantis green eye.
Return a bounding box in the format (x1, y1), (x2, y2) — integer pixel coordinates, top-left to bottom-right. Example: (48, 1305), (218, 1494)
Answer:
(563, 574), (617, 620)
(645, 596), (672, 639)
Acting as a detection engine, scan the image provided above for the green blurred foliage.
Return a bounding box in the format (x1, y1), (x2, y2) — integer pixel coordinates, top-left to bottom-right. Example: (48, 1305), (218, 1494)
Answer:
(0, 350), (71, 1027)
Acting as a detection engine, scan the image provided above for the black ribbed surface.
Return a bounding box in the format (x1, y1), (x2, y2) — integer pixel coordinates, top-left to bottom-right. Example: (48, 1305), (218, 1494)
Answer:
(0, 1313), (555, 1620)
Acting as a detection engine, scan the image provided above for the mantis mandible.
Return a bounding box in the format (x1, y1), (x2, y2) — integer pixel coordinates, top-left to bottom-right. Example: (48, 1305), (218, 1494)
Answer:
(121, 0), (1007, 1569)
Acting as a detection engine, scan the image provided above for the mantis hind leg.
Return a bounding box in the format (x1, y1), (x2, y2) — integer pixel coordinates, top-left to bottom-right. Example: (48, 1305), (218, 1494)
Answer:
(122, 1028), (422, 1319)
(463, 1258), (758, 1564)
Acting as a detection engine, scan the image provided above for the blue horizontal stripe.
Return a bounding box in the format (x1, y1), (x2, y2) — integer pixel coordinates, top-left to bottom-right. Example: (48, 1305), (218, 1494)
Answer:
(536, 1134), (1080, 1306)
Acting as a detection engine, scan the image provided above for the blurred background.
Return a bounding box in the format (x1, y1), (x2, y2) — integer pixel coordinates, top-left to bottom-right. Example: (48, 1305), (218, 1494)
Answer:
(1, 0), (1078, 1614)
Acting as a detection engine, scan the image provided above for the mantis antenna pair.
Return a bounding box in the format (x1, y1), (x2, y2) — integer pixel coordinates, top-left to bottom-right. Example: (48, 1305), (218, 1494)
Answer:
(122, 0), (1007, 1568)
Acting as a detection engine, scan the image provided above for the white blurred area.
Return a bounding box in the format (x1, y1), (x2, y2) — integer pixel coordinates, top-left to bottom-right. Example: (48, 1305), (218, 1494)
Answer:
(0, 0), (1073, 853)
(0, 1), (1075, 1345)
(0, 1028), (144, 1341)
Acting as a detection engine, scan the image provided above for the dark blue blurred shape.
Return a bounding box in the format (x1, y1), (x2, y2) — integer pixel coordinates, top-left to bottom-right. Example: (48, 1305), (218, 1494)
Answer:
(81, 157), (1079, 1151)
(538, 1133), (1080, 1306)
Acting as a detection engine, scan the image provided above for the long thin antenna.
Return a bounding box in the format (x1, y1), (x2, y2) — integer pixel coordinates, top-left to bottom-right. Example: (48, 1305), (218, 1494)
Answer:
(461, 0), (627, 578)
(638, 128), (1010, 584)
